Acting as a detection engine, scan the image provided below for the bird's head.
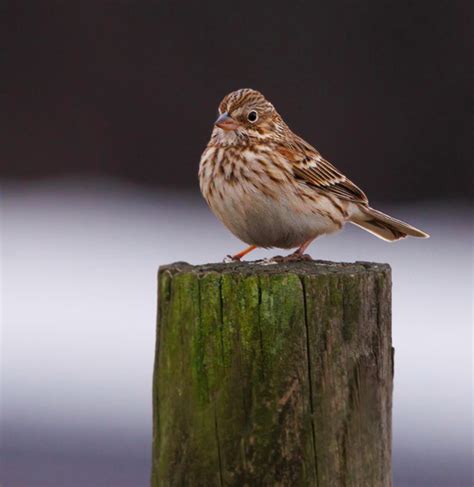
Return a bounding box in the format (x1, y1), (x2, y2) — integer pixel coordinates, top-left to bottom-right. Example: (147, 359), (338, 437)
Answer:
(211, 89), (288, 145)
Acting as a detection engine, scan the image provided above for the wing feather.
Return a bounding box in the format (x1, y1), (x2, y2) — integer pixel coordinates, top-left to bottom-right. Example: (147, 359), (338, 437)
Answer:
(277, 138), (368, 205)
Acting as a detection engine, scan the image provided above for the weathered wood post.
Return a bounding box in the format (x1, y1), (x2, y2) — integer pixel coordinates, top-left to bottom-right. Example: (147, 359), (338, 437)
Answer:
(151, 261), (393, 487)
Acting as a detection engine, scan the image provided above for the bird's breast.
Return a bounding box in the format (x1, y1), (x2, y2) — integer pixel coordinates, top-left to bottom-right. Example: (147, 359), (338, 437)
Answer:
(199, 144), (343, 248)
(200, 144), (290, 201)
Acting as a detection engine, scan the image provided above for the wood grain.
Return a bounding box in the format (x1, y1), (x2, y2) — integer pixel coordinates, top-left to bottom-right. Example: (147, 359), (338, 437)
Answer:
(151, 260), (393, 487)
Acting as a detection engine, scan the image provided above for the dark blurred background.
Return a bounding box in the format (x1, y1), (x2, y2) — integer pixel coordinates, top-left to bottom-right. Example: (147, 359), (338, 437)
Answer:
(2, 2), (472, 487)
(2, 1), (471, 201)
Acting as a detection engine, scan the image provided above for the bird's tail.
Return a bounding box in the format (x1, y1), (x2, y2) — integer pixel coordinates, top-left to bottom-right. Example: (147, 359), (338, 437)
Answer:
(350, 206), (429, 242)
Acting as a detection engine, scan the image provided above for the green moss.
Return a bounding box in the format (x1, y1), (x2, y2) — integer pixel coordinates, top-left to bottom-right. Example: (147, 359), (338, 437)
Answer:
(342, 273), (363, 342)
(197, 273), (224, 397)
(152, 262), (392, 486)
(154, 271), (221, 486)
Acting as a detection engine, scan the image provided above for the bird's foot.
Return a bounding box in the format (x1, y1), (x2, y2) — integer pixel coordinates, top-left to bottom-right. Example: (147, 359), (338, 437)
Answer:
(295, 253), (313, 261)
(224, 245), (257, 263)
(271, 252), (313, 263)
(223, 255), (240, 263)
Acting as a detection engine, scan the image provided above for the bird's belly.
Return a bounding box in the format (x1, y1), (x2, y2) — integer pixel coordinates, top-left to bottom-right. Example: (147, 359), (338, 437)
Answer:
(209, 182), (343, 249)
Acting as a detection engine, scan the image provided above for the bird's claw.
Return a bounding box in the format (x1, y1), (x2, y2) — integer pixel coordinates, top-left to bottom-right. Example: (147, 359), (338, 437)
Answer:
(223, 255), (239, 263)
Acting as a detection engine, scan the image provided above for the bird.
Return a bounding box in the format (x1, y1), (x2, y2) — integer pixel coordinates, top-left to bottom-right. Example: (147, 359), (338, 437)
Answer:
(199, 88), (429, 261)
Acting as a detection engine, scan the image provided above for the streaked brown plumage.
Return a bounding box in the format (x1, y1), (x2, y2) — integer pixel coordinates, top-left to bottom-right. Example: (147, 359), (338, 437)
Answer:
(199, 88), (429, 261)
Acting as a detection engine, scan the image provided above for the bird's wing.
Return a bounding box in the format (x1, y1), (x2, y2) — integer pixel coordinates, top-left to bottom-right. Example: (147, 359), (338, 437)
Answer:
(276, 137), (369, 205)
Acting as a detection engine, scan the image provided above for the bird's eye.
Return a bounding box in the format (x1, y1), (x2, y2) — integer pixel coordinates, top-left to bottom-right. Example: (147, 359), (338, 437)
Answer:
(247, 110), (258, 122)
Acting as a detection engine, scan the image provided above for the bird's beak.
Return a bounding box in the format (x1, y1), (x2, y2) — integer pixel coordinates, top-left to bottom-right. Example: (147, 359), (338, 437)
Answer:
(215, 112), (240, 131)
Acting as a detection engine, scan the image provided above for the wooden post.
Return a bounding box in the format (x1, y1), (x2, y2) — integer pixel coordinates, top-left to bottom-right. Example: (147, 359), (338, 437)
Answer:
(151, 261), (393, 487)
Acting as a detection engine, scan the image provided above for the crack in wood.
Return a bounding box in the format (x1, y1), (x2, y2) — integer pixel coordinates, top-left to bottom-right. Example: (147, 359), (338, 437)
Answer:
(152, 261), (393, 486)
(301, 275), (320, 486)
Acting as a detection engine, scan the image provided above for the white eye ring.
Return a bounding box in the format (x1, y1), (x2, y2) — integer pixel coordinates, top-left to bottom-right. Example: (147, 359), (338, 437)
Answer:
(247, 110), (258, 122)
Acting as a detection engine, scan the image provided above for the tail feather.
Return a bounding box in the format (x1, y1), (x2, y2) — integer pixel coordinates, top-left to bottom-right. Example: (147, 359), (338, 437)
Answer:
(350, 206), (429, 242)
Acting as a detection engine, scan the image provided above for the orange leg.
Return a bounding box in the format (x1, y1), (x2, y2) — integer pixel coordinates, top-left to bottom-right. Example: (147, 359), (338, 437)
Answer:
(231, 245), (257, 261)
(293, 238), (315, 256)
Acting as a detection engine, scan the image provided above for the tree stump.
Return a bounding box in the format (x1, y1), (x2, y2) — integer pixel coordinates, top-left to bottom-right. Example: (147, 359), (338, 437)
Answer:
(151, 260), (393, 487)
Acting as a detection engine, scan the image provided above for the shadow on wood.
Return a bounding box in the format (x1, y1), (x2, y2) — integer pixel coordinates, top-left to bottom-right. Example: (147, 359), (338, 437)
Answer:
(151, 260), (393, 487)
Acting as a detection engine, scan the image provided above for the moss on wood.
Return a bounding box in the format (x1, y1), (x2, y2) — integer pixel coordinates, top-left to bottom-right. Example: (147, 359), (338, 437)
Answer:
(152, 260), (393, 487)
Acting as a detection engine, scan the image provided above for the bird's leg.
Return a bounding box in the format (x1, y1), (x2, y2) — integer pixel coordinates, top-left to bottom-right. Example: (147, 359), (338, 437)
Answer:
(292, 238), (315, 258)
(225, 245), (257, 262)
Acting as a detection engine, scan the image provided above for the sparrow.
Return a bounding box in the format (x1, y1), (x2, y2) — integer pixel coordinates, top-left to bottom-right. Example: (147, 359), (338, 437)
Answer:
(199, 89), (429, 261)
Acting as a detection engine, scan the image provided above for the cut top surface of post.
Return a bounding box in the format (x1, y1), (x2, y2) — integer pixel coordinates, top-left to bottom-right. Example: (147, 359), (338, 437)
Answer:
(159, 259), (390, 277)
